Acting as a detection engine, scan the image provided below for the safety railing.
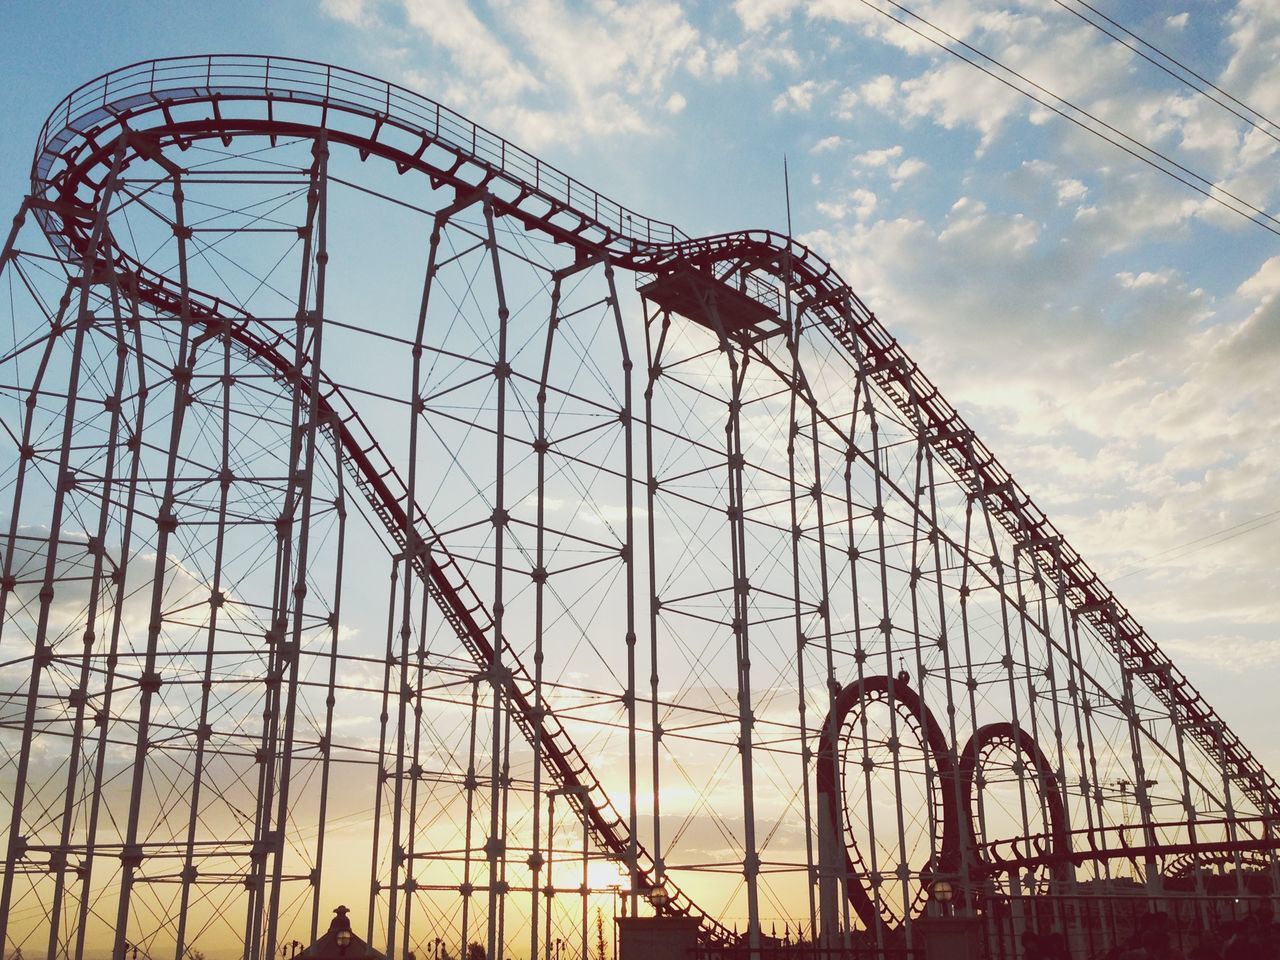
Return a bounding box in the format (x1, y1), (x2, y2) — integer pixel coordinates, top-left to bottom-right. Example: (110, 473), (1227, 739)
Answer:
(33, 54), (687, 249)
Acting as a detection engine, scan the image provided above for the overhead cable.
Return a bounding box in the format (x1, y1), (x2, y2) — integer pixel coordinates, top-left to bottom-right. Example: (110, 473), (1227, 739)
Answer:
(853, 0), (1280, 238)
(1053, 0), (1280, 147)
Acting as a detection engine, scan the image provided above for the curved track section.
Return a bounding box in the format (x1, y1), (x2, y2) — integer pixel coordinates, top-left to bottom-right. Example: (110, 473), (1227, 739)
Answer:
(959, 722), (1070, 884)
(814, 674), (961, 931)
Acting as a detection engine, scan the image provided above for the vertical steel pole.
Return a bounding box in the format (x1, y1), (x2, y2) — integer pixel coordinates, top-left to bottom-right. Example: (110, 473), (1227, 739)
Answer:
(43, 251), (131, 960)
(73, 280), (148, 960)
(401, 560), (435, 959)
(545, 791), (557, 960)
(460, 676), (481, 960)
(845, 362), (882, 950)
(102, 144), (195, 960)
(0, 275), (68, 951)
(311, 434), (347, 941)
(529, 268), (562, 960)
(726, 351), (763, 952)
(921, 441), (974, 911)
(980, 505), (1035, 938)
(173, 301), (236, 960)
(604, 262), (641, 918)
(264, 133), (332, 960)
(387, 180), (446, 960)
(482, 196), (512, 960)
(905, 402), (942, 895)
(785, 302), (821, 942)
(642, 303), (672, 901)
(370, 561), (401, 941)
(252, 136), (327, 960)
(866, 385), (916, 948)
(1067, 610), (1115, 947)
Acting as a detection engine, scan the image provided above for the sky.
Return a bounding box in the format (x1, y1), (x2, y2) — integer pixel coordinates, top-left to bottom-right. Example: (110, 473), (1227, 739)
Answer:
(1, 0), (1278, 926)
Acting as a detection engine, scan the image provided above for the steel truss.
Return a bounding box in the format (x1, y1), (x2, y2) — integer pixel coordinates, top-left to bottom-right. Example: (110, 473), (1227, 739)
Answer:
(1, 55), (1277, 960)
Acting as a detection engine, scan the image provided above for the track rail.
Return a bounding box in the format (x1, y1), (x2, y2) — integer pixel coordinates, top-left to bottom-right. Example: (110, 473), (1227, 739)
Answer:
(979, 815), (1280, 875)
(22, 54), (1280, 942)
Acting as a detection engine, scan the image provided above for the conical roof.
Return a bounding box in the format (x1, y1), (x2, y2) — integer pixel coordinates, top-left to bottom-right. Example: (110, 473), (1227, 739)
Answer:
(297, 906), (385, 960)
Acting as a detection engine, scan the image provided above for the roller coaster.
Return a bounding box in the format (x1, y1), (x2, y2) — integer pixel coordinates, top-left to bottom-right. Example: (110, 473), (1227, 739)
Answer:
(1, 55), (1277, 960)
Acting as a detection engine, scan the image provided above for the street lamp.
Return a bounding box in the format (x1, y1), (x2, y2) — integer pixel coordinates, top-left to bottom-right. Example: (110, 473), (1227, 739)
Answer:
(932, 879), (955, 917)
(647, 883), (670, 914)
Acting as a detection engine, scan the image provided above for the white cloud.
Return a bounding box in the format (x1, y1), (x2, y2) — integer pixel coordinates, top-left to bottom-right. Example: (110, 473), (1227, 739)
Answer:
(849, 187), (878, 221)
(858, 74), (896, 111)
(1055, 177), (1088, 205)
(811, 135), (843, 153)
(1164, 634), (1280, 672)
(733, 0), (801, 32)
(321, 0), (370, 24)
(1237, 255), (1280, 299)
(713, 48), (741, 77)
(329, 0), (705, 148)
(772, 79), (831, 113)
(1166, 12), (1189, 31)
(1116, 269), (1175, 289)
(402, 0), (538, 102)
(815, 187), (878, 222)
(853, 145), (903, 168)
(665, 92), (688, 114)
(891, 157), (926, 184)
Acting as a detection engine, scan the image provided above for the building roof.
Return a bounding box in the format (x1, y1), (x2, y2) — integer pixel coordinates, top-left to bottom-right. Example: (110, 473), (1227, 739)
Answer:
(297, 906), (386, 960)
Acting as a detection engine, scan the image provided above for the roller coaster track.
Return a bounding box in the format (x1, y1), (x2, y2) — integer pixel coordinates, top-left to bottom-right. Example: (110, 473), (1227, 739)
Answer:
(22, 54), (1280, 942)
(979, 816), (1280, 876)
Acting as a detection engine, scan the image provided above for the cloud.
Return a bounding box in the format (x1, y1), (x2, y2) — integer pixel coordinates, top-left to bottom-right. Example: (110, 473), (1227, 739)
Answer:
(327, 0), (706, 148)
(733, 0), (801, 33)
(1055, 177), (1088, 204)
(858, 74), (897, 111)
(816, 187), (878, 222)
(891, 156), (926, 186)
(1116, 269), (1175, 289)
(712, 48), (741, 77)
(321, 0), (372, 25)
(853, 145), (904, 168)
(772, 79), (832, 113)
(799, 156), (1280, 639)
(403, 0), (539, 102)
(1237, 254), (1280, 299)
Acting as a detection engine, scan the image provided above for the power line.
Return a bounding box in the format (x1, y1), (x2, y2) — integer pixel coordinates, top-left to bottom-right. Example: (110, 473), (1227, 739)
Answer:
(1111, 507), (1280, 582)
(1053, 0), (1280, 146)
(853, 0), (1280, 238)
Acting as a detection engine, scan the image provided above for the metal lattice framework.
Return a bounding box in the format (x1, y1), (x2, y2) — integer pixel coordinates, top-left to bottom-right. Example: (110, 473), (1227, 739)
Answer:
(2, 54), (1278, 960)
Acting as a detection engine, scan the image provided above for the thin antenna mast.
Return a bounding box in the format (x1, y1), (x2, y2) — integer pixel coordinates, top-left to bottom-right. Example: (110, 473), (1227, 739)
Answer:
(784, 155), (794, 237)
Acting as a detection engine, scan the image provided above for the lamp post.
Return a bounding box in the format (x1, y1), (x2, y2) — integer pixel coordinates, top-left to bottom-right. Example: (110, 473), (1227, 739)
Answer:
(932, 879), (955, 918)
(647, 884), (670, 916)
(919, 879), (979, 960)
